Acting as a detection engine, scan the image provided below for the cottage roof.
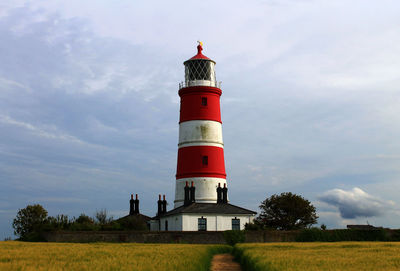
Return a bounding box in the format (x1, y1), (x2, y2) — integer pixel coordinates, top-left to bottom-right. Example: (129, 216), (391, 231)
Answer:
(118, 213), (152, 222)
(158, 203), (257, 218)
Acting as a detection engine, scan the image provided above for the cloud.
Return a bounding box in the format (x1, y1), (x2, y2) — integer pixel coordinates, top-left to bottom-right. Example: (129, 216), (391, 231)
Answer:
(0, 114), (86, 144)
(319, 187), (394, 219)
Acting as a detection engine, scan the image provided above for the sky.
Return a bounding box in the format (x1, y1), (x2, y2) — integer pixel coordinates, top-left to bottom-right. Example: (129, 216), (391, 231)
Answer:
(1, 0), (400, 239)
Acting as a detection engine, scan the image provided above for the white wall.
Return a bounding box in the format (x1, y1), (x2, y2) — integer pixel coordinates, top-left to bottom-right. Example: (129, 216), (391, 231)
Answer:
(148, 220), (159, 231)
(159, 215), (182, 231)
(184, 214), (254, 231)
(158, 214), (254, 231)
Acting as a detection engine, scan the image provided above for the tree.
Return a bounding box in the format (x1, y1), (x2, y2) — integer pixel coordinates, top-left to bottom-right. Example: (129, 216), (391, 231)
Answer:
(95, 209), (113, 225)
(257, 192), (318, 230)
(12, 204), (48, 240)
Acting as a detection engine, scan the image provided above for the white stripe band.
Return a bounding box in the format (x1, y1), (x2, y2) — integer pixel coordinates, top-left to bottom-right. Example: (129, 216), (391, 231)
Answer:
(179, 120), (223, 147)
(174, 177), (228, 208)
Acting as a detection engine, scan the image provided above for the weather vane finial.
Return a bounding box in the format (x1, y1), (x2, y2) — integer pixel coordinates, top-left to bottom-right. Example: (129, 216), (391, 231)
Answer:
(196, 40), (203, 54)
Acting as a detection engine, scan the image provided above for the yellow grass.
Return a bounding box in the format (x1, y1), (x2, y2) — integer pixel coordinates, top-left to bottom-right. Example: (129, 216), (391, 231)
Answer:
(0, 241), (228, 271)
(235, 242), (400, 271)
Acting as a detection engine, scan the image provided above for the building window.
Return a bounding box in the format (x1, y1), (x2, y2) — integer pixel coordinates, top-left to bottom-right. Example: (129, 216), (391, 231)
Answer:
(202, 156), (208, 166)
(198, 217), (207, 231)
(232, 218), (240, 230)
(165, 220), (168, 231)
(201, 97), (207, 106)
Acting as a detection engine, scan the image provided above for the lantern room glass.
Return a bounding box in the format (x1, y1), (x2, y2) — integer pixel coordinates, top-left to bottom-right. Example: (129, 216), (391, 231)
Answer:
(184, 59), (217, 87)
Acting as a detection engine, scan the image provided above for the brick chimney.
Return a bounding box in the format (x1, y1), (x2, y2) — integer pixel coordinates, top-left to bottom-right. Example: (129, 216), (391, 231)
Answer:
(217, 183), (222, 204)
(222, 183), (228, 204)
(129, 194), (135, 215)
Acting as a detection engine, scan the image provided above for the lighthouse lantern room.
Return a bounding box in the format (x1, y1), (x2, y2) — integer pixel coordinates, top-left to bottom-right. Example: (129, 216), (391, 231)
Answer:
(180, 41), (218, 89)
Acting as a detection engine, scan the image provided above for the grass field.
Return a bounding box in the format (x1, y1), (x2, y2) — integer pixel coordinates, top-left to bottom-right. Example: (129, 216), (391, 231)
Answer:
(3, 241), (400, 271)
(234, 242), (400, 271)
(0, 241), (230, 271)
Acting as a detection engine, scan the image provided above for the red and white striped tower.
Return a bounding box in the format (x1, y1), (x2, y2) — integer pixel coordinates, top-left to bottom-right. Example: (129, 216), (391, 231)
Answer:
(174, 42), (227, 208)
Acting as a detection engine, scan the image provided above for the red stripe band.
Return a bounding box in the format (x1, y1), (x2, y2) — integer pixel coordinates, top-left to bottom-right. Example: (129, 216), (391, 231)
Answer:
(176, 145), (226, 179)
(179, 86), (222, 123)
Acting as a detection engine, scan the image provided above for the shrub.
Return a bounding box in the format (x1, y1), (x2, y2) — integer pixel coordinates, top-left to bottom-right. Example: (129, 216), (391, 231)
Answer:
(70, 214), (99, 231)
(390, 229), (400, 241)
(117, 216), (148, 231)
(223, 230), (245, 246)
(232, 245), (264, 271)
(45, 214), (72, 231)
(244, 222), (263, 231)
(100, 221), (122, 231)
(75, 214), (94, 224)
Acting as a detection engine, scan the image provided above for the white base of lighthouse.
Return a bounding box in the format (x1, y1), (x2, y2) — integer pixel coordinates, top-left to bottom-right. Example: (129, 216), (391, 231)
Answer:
(174, 177), (228, 208)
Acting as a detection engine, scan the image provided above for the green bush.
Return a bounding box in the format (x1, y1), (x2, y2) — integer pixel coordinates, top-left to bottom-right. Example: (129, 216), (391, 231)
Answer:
(117, 216), (148, 231)
(74, 214), (94, 224)
(45, 214), (72, 231)
(390, 229), (400, 241)
(244, 222), (263, 231)
(69, 214), (100, 231)
(100, 221), (122, 231)
(223, 230), (245, 246)
(232, 245), (265, 271)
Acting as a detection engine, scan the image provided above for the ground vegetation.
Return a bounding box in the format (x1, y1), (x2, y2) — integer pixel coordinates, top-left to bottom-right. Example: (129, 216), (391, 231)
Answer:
(233, 242), (400, 271)
(0, 242), (230, 271)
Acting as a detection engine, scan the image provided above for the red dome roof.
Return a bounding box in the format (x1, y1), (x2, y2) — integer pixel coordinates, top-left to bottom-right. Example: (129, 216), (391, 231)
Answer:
(185, 44), (215, 63)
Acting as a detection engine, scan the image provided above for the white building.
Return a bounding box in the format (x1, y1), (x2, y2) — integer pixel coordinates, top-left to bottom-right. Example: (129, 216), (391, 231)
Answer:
(149, 182), (256, 231)
(158, 203), (256, 231)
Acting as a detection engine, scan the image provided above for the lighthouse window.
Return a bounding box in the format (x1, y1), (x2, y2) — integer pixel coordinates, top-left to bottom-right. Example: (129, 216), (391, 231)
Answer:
(198, 217), (207, 231)
(232, 218), (240, 230)
(201, 97), (208, 106)
(202, 156), (208, 166)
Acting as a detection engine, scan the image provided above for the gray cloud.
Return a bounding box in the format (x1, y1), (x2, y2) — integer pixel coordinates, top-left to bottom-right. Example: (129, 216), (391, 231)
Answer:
(319, 187), (394, 219)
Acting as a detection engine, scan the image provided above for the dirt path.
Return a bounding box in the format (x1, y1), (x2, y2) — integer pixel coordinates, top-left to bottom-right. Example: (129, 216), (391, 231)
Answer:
(210, 253), (242, 271)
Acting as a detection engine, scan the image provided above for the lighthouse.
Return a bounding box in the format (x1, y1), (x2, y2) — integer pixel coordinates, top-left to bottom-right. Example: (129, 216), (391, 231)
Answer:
(148, 42), (256, 232)
(174, 41), (227, 208)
